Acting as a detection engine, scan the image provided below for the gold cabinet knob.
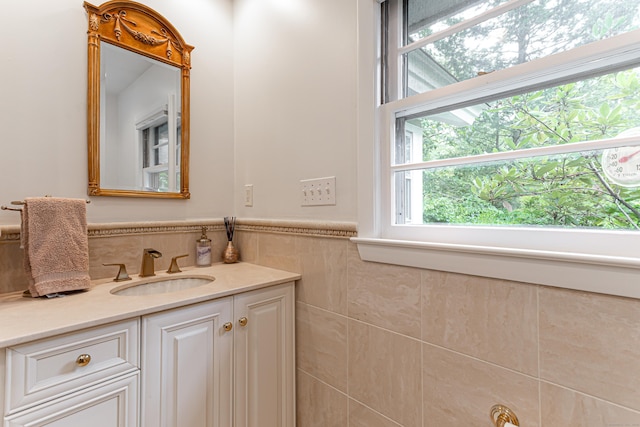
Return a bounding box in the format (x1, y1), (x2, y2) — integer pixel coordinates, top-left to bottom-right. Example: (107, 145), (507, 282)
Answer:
(76, 354), (92, 367)
(239, 317), (248, 327)
(223, 322), (233, 332)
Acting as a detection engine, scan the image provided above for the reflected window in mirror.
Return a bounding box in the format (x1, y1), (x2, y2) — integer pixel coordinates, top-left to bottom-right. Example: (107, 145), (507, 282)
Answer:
(141, 120), (181, 192)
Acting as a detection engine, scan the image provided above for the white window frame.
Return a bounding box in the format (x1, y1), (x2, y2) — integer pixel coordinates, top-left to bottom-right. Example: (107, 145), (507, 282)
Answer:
(354, 0), (640, 299)
(135, 95), (180, 193)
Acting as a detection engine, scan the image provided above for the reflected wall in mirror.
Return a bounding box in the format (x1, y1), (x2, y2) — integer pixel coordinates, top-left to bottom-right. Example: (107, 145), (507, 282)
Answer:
(84, 1), (194, 198)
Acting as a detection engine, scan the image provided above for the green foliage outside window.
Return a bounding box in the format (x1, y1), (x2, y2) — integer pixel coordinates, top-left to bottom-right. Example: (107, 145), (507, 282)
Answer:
(409, 0), (640, 229)
(419, 69), (640, 229)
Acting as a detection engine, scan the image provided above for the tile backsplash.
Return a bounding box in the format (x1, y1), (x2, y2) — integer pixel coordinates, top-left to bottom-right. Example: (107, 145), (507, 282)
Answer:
(1, 219), (639, 426)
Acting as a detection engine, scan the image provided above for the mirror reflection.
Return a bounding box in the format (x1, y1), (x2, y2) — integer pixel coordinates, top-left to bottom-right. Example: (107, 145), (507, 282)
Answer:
(84, 1), (194, 198)
(100, 43), (182, 193)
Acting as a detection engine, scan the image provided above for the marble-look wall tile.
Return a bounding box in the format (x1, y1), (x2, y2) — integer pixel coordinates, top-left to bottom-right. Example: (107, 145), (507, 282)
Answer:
(348, 320), (422, 427)
(235, 230), (258, 263)
(256, 233), (302, 273)
(140, 230), (227, 271)
(297, 236), (348, 315)
(0, 242), (28, 294)
(539, 287), (640, 411)
(541, 382), (640, 426)
(141, 232), (194, 271)
(89, 235), (143, 279)
(296, 370), (348, 427)
(209, 230), (231, 265)
(422, 270), (538, 376)
(89, 231), (229, 279)
(296, 302), (348, 392)
(349, 399), (401, 427)
(423, 343), (540, 427)
(347, 244), (421, 338)
(1, 227), (229, 292)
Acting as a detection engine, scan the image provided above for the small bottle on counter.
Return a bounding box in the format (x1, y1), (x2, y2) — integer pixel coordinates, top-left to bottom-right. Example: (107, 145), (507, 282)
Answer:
(196, 226), (212, 267)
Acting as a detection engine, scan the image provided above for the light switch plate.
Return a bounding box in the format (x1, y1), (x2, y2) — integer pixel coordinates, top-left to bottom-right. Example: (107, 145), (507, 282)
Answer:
(244, 184), (253, 207)
(300, 177), (336, 206)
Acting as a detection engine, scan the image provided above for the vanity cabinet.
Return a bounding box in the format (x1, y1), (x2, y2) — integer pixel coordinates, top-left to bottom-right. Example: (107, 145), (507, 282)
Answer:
(2, 281), (295, 427)
(141, 282), (295, 427)
(3, 320), (139, 427)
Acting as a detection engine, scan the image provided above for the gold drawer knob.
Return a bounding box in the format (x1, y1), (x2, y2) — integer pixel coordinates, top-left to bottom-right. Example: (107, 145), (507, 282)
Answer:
(76, 354), (92, 367)
(223, 322), (233, 332)
(239, 317), (248, 327)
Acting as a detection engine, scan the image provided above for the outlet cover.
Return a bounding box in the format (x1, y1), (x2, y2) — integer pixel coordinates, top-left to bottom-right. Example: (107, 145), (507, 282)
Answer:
(300, 176), (336, 206)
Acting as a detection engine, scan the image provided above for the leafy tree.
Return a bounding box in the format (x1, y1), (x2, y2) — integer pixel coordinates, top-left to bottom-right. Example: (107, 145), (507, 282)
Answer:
(411, 0), (640, 229)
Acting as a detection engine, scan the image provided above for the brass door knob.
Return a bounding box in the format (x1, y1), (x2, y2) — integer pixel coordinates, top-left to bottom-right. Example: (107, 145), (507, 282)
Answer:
(76, 354), (92, 367)
(239, 317), (248, 327)
(223, 322), (233, 332)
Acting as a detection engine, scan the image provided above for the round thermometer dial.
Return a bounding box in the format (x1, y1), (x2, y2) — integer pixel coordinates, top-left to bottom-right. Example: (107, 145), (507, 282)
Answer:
(601, 146), (640, 187)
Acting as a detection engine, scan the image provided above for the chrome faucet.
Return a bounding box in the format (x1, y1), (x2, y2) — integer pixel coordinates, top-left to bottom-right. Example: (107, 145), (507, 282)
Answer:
(140, 248), (162, 277)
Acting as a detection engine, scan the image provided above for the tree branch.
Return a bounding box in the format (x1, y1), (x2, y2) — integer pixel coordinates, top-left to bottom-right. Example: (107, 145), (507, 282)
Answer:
(587, 160), (640, 221)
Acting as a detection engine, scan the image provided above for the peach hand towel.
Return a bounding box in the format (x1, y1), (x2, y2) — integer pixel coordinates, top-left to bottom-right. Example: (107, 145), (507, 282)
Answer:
(22, 197), (90, 297)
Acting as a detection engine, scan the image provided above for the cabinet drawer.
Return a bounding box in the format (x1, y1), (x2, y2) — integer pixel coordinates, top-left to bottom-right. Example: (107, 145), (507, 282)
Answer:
(5, 319), (139, 415)
(4, 371), (139, 427)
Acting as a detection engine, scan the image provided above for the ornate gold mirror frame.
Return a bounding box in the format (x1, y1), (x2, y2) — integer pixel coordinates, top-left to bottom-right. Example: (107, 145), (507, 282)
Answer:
(84, 1), (194, 198)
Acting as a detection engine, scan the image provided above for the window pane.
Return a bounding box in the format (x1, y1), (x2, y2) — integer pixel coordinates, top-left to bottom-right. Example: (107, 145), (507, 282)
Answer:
(395, 65), (640, 229)
(144, 171), (169, 192)
(156, 122), (169, 165)
(395, 149), (640, 229)
(158, 144), (169, 165)
(142, 128), (150, 168)
(395, 66), (640, 165)
(404, 0), (640, 96)
(406, 0), (511, 45)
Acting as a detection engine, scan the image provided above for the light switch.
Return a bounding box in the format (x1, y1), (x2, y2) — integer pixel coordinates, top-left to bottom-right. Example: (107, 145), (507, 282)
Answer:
(300, 177), (336, 206)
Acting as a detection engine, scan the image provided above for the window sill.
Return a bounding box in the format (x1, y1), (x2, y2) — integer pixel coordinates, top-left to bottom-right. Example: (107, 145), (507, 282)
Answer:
(352, 237), (640, 299)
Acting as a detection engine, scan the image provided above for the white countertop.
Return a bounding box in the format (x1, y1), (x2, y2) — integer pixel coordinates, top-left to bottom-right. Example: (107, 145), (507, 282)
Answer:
(0, 262), (300, 348)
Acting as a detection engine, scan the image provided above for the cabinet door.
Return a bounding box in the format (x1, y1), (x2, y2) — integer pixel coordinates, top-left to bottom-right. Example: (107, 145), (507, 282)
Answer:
(142, 298), (233, 427)
(4, 372), (138, 427)
(234, 282), (295, 427)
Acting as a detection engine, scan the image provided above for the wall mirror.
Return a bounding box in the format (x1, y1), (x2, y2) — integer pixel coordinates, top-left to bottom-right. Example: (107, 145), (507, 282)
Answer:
(84, 1), (194, 198)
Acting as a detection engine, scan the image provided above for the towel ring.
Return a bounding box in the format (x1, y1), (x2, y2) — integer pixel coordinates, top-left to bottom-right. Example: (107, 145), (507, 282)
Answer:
(490, 404), (519, 427)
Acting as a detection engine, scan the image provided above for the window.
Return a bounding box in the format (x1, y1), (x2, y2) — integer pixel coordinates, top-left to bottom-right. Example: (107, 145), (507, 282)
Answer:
(137, 104), (181, 193)
(354, 0), (640, 299)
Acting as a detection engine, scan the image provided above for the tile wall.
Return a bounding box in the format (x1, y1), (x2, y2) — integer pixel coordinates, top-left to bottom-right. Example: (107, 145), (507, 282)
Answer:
(0, 221), (226, 294)
(234, 224), (640, 427)
(1, 219), (639, 426)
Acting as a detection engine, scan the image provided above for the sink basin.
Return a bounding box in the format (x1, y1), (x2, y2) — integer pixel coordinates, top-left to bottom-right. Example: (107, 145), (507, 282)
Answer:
(111, 275), (215, 296)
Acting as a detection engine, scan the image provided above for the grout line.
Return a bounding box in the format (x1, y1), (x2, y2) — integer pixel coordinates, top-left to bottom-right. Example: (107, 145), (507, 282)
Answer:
(420, 271), (425, 427)
(299, 365), (403, 427)
(538, 379), (640, 414)
(348, 398), (403, 427)
(302, 298), (538, 381)
(346, 312), (350, 425)
(297, 368), (349, 398)
(537, 285), (543, 427)
(420, 339), (541, 381)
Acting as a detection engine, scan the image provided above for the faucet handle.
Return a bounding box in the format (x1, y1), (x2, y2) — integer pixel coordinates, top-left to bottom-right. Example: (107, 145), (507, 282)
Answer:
(103, 263), (132, 282)
(167, 254), (189, 274)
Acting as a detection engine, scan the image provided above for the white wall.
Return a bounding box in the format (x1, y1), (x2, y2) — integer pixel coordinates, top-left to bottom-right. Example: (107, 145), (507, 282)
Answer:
(1, 0), (360, 225)
(233, 0), (359, 222)
(0, 0), (234, 225)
